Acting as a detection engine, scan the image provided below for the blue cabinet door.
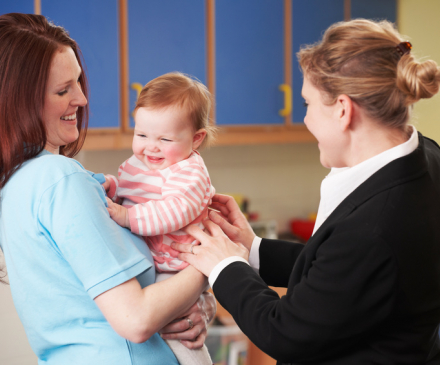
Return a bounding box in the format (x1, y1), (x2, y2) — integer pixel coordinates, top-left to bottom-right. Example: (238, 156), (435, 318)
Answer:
(215, 0), (284, 126)
(128, 0), (206, 128)
(292, 0), (345, 124)
(41, 0), (120, 129)
(0, 0), (33, 14)
(351, 0), (396, 22)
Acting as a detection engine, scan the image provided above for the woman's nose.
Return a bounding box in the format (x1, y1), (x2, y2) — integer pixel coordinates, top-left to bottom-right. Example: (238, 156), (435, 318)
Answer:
(73, 81), (88, 107)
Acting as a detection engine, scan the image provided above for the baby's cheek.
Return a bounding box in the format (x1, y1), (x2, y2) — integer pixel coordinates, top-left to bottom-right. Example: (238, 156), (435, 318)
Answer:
(132, 140), (144, 156)
(163, 145), (187, 161)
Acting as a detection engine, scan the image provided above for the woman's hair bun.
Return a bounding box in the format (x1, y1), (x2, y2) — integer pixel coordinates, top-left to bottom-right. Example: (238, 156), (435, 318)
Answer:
(396, 55), (440, 106)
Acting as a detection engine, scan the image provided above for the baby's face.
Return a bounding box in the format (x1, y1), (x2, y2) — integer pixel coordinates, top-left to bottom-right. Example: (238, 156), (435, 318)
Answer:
(132, 106), (204, 170)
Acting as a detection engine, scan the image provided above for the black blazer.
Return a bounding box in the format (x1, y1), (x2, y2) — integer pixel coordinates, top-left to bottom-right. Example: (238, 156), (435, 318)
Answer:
(213, 134), (440, 364)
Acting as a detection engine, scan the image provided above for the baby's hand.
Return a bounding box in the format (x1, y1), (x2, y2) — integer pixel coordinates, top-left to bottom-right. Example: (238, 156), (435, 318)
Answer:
(106, 197), (130, 228)
(102, 176), (112, 193)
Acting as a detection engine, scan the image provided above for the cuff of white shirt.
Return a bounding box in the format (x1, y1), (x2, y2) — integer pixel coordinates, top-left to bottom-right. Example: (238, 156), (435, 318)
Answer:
(249, 236), (262, 270)
(208, 256), (250, 288)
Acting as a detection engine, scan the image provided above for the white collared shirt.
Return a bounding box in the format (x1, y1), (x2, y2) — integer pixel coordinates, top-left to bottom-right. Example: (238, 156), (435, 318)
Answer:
(313, 125), (418, 234)
(209, 126), (419, 287)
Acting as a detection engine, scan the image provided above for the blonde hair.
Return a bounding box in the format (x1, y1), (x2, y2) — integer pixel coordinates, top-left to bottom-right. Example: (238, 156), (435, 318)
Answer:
(134, 72), (217, 148)
(298, 19), (440, 129)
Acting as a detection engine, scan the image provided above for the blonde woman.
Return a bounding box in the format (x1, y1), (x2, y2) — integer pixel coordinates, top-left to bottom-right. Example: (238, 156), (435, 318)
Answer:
(173, 19), (440, 364)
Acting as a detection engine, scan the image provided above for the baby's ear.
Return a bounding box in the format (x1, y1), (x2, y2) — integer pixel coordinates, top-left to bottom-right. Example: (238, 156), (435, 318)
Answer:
(192, 129), (207, 149)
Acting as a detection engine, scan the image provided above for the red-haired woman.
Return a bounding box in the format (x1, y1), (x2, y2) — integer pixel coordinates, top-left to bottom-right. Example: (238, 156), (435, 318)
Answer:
(0, 13), (215, 365)
(174, 19), (440, 365)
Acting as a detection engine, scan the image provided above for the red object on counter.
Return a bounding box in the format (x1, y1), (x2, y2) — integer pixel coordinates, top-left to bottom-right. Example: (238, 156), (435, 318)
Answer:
(290, 219), (315, 242)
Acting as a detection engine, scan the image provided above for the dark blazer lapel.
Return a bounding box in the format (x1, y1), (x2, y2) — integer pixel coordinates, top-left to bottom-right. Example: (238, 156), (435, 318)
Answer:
(309, 133), (428, 246)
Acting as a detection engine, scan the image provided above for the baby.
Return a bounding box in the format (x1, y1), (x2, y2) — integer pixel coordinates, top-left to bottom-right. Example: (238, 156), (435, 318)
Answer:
(103, 72), (216, 365)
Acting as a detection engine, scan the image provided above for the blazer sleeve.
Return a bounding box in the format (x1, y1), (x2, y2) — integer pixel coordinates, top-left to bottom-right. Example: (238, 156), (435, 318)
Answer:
(212, 230), (398, 363)
(259, 238), (305, 287)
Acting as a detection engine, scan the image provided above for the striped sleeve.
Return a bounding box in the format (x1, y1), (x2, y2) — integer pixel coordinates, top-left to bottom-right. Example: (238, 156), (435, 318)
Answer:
(127, 162), (213, 236)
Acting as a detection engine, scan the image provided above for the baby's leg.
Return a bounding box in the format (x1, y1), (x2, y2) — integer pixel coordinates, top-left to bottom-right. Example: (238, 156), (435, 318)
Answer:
(165, 338), (213, 365)
(156, 272), (213, 365)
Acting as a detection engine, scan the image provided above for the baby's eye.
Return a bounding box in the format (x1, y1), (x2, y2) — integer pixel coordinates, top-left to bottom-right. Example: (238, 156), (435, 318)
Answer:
(137, 134), (147, 138)
(162, 138), (172, 142)
(303, 102), (309, 108)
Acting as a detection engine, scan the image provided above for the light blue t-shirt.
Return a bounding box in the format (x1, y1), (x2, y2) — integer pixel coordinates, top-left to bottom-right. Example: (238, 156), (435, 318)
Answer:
(0, 150), (178, 365)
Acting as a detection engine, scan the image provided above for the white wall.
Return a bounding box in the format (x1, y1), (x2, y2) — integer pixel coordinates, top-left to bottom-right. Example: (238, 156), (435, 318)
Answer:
(397, 0), (440, 142)
(0, 250), (37, 365)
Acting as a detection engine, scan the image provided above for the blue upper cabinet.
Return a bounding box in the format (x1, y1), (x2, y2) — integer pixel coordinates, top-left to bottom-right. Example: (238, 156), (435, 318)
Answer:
(0, 0), (33, 14)
(215, 0), (284, 126)
(1, 0), (397, 134)
(128, 0), (206, 128)
(351, 0), (397, 22)
(292, 0), (345, 124)
(41, 0), (120, 129)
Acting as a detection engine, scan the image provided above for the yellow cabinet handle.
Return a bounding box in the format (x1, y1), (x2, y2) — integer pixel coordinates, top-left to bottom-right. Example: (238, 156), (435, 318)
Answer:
(131, 82), (143, 99)
(279, 84), (292, 117)
(130, 83), (144, 118)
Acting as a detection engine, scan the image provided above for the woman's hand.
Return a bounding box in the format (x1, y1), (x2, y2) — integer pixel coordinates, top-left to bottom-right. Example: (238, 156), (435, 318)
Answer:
(172, 219), (249, 277)
(209, 194), (256, 251)
(160, 291), (217, 349)
(105, 197), (130, 228)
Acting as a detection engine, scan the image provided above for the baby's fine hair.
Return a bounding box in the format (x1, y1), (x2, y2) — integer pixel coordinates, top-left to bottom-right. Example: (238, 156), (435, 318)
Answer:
(297, 18), (440, 130)
(134, 72), (216, 148)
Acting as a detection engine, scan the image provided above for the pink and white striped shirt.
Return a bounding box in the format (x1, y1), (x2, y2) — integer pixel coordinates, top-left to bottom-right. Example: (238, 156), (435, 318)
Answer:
(107, 151), (215, 272)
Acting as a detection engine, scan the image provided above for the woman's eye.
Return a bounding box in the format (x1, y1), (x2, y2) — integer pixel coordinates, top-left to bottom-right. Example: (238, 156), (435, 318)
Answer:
(303, 102), (309, 108)
(58, 90), (68, 96)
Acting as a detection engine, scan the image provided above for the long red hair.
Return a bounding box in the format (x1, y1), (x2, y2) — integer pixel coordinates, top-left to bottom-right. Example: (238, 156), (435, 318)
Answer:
(0, 13), (89, 189)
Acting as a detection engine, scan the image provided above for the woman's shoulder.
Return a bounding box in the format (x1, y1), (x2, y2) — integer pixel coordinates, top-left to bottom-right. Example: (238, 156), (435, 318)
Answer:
(15, 152), (87, 190)
(4, 152), (96, 212)
(28, 152), (85, 175)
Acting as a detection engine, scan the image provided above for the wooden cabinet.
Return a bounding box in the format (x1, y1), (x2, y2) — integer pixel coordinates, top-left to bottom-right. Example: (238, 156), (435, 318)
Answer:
(215, 0), (285, 126)
(351, 0), (396, 20)
(0, 0), (397, 147)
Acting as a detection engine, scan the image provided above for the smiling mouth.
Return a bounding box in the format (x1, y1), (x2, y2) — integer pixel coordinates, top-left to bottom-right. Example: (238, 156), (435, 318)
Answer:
(60, 112), (76, 121)
(147, 156), (164, 163)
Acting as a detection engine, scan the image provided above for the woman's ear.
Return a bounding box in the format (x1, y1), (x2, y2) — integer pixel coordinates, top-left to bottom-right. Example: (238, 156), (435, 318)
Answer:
(192, 129), (207, 150)
(336, 94), (353, 131)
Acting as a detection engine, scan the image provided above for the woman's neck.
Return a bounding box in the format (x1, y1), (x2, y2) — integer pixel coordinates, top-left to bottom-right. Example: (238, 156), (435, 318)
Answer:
(44, 143), (60, 155)
(344, 122), (410, 167)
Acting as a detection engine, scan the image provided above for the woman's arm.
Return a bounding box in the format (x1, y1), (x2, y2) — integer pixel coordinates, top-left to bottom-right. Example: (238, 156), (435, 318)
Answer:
(94, 265), (208, 344)
(160, 291), (217, 349)
(207, 194), (304, 286)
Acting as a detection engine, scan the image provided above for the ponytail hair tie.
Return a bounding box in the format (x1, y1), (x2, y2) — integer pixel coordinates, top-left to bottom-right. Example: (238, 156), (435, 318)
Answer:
(396, 41), (412, 57)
